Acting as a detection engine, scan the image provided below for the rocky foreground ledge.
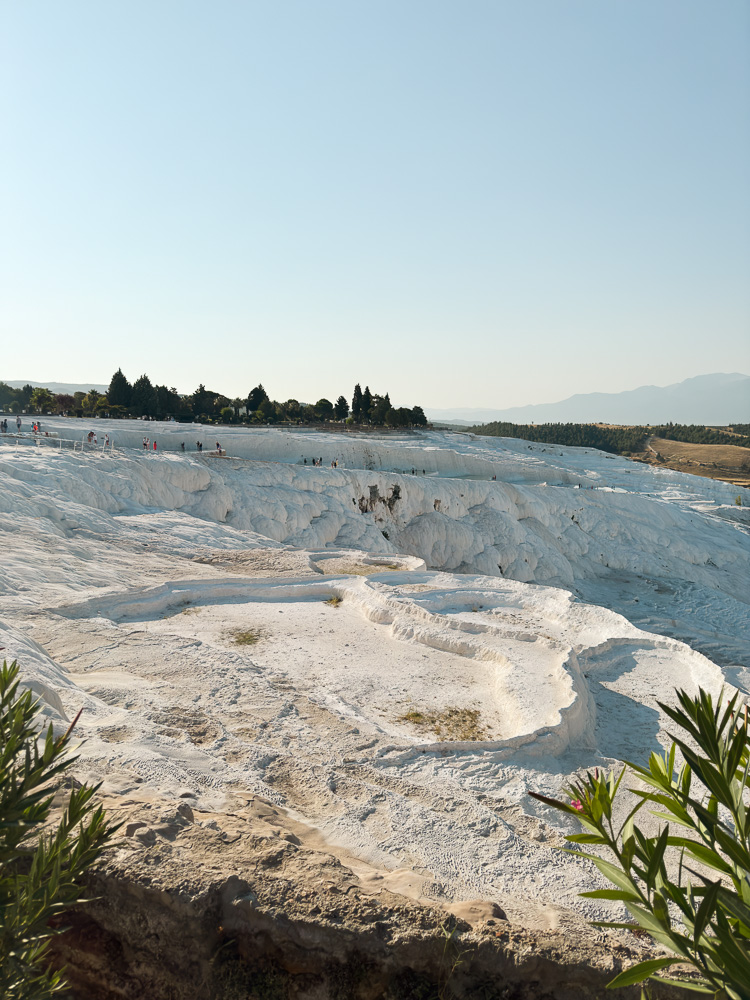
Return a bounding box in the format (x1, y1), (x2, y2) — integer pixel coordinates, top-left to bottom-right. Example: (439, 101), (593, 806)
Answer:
(48, 791), (681, 1000)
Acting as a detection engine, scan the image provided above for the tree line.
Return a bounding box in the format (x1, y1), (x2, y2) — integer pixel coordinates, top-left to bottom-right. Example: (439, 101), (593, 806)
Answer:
(0, 374), (428, 429)
(468, 421), (750, 453)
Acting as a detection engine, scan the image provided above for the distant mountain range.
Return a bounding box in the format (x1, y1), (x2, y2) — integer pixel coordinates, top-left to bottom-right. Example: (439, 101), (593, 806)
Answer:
(426, 373), (750, 426)
(3, 379), (109, 395)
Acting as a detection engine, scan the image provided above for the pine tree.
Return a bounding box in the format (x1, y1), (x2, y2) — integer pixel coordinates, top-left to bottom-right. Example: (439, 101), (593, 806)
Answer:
(334, 395), (349, 421)
(130, 374), (157, 417)
(362, 386), (372, 422)
(107, 369), (132, 408)
(246, 384), (269, 412)
(351, 384), (362, 421)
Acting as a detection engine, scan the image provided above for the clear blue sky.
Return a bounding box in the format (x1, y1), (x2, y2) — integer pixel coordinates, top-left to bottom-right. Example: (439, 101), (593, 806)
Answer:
(1, 1), (748, 408)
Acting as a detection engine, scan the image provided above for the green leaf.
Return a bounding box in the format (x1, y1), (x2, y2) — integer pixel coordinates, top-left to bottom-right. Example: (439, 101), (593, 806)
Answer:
(580, 889), (641, 903)
(606, 957), (681, 988)
(567, 833), (609, 845)
(646, 826), (670, 887)
(591, 857), (639, 895)
(693, 881), (720, 944)
(717, 885), (750, 931)
(667, 837), (734, 876)
(649, 974), (715, 993)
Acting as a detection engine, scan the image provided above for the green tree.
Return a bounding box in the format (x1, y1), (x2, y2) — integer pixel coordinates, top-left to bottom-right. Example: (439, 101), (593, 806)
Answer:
(212, 394), (231, 416)
(256, 398), (275, 421)
(246, 385), (269, 412)
(361, 386), (372, 422)
(410, 405), (427, 427)
(107, 369), (132, 408)
(0, 383), (17, 408)
(334, 395), (349, 421)
(351, 384), (362, 421)
(370, 392), (390, 425)
(281, 399), (302, 422)
(188, 384), (215, 419)
(81, 390), (102, 416)
(220, 406), (234, 424)
(30, 388), (54, 413)
(0, 660), (114, 999)
(386, 407), (413, 428)
(130, 375), (157, 417)
(155, 385), (181, 419)
(314, 398), (333, 421)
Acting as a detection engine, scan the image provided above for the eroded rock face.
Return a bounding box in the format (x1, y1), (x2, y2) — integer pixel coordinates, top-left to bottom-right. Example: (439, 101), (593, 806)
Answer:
(48, 791), (673, 1000)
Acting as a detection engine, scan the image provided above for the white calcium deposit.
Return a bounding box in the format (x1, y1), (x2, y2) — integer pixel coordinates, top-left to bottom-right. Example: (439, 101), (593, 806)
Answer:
(1, 419), (749, 925)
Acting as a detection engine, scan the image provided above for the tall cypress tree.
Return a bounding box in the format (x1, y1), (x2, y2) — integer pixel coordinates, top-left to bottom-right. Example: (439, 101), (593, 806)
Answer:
(351, 384), (362, 421)
(107, 368), (132, 408)
(362, 386), (372, 422)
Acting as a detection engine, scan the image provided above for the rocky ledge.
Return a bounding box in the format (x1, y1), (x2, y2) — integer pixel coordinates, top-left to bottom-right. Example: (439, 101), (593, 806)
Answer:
(47, 789), (684, 1000)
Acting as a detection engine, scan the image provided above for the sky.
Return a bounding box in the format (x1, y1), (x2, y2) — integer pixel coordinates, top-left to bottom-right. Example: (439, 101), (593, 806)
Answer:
(1, 1), (748, 409)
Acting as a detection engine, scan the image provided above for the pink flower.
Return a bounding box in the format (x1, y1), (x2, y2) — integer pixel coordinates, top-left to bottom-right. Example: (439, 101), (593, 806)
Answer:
(571, 799), (584, 812)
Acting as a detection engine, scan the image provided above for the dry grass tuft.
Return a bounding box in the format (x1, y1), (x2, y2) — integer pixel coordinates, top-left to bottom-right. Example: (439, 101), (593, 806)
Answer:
(324, 595), (343, 608)
(229, 628), (265, 645)
(398, 706), (488, 741)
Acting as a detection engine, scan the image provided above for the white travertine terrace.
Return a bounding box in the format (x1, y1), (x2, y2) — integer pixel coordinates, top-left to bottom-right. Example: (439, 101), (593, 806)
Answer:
(1, 418), (748, 923)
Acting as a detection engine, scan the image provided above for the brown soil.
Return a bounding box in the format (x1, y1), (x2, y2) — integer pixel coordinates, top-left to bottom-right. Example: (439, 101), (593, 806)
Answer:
(46, 788), (687, 1000)
(632, 438), (750, 489)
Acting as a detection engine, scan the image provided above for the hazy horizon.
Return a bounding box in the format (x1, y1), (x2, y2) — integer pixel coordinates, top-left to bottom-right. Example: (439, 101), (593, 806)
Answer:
(2, 2), (749, 408)
(4, 369), (748, 418)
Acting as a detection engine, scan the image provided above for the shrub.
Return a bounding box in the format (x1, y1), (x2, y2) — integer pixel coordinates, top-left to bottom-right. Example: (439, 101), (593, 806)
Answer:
(0, 660), (114, 999)
(530, 688), (750, 997)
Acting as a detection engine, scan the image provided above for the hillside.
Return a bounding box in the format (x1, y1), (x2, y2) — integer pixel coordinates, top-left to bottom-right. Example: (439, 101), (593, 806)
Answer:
(427, 372), (750, 425)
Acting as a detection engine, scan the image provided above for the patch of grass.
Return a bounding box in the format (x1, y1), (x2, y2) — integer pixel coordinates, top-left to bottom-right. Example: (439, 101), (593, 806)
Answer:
(398, 706), (488, 741)
(401, 709), (427, 724)
(324, 595), (343, 608)
(229, 627), (265, 645)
